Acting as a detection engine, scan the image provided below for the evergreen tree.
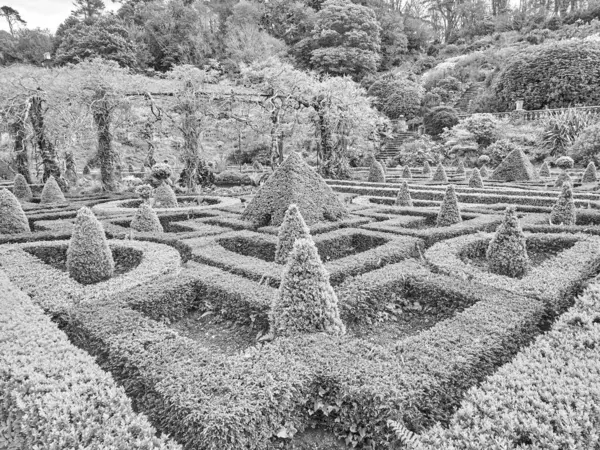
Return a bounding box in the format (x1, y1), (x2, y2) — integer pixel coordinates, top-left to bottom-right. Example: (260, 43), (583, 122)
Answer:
(554, 170), (572, 188)
(487, 206), (529, 278)
(0, 189), (30, 234)
(422, 160), (431, 176)
(12, 174), (32, 202)
(432, 162), (448, 182)
(468, 168), (484, 188)
(130, 203), (163, 233)
(480, 165), (489, 177)
(436, 184), (461, 227)
(395, 181), (413, 207)
(153, 182), (178, 208)
(367, 158), (386, 183)
(40, 176), (66, 204)
(539, 161), (551, 178)
(550, 182), (576, 226)
(581, 161), (597, 183)
(402, 165), (412, 179)
(72, 0), (105, 19)
(275, 204), (312, 265)
(456, 159), (466, 177)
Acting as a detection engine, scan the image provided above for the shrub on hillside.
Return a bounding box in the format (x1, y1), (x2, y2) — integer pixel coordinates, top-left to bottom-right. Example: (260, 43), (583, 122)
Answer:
(395, 181), (413, 207)
(424, 106), (460, 137)
(0, 189), (30, 234)
(368, 159), (386, 183)
(153, 182), (178, 208)
(13, 174), (32, 202)
(550, 183), (576, 225)
(468, 168), (484, 188)
(393, 137), (439, 166)
(67, 207), (115, 285)
(270, 238), (345, 336)
(367, 75), (424, 120)
(569, 122), (600, 166)
(581, 161), (598, 183)
(540, 109), (593, 157)
(432, 163), (448, 182)
(274, 204), (312, 265)
(40, 176), (66, 204)
(494, 40), (600, 111)
(486, 206), (529, 278)
(130, 203), (163, 233)
(436, 185), (462, 227)
(554, 156), (574, 170)
(485, 139), (520, 167)
(459, 113), (500, 147)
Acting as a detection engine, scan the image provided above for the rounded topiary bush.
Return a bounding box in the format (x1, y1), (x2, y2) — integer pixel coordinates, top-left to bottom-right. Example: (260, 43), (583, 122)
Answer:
(402, 166), (412, 179)
(270, 238), (345, 337)
(40, 176), (66, 204)
(554, 170), (572, 188)
(539, 161), (551, 178)
(153, 182), (178, 208)
(581, 161), (597, 183)
(436, 185), (462, 227)
(66, 207), (114, 285)
(395, 181), (413, 207)
(486, 206), (530, 278)
(432, 163), (448, 182)
(423, 160), (432, 175)
(368, 158), (386, 183)
(468, 168), (484, 188)
(130, 203), (163, 233)
(13, 174), (32, 202)
(0, 188), (30, 234)
(424, 106), (459, 137)
(550, 182), (576, 226)
(478, 155), (491, 167)
(275, 204), (312, 265)
(555, 156), (574, 170)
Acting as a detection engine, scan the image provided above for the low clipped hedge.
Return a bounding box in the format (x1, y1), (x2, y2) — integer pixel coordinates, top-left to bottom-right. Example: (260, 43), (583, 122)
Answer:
(418, 277), (600, 450)
(0, 272), (180, 450)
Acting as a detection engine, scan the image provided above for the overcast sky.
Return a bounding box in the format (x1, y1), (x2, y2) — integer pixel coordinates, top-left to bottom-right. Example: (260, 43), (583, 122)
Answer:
(0, 0), (120, 33)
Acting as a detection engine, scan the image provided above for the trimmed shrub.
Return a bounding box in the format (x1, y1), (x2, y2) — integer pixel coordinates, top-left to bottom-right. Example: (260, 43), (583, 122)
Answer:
(67, 207), (115, 285)
(485, 139), (519, 166)
(423, 160), (432, 175)
(40, 176), (66, 204)
(486, 206), (530, 278)
(13, 174), (32, 202)
(539, 161), (551, 177)
(570, 122), (600, 166)
(581, 161), (598, 183)
(480, 165), (489, 177)
(468, 168), (484, 188)
(555, 156), (575, 169)
(460, 113), (500, 147)
(456, 159), (466, 177)
(0, 188), (30, 234)
(491, 148), (537, 182)
(368, 158), (386, 182)
(554, 170), (572, 188)
(477, 155), (490, 166)
(550, 182), (576, 226)
(402, 165), (412, 179)
(131, 203), (164, 233)
(424, 106), (460, 137)
(432, 163), (448, 182)
(270, 238), (345, 336)
(242, 153), (348, 226)
(436, 185), (462, 227)
(151, 162), (173, 181)
(395, 181), (413, 207)
(153, 182), (178, 208)
(274, 204), (312, 265)
(367, 76), (424, 120)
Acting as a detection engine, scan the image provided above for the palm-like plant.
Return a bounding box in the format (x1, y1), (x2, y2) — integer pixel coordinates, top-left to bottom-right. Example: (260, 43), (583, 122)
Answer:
(540, 108), (593, 157)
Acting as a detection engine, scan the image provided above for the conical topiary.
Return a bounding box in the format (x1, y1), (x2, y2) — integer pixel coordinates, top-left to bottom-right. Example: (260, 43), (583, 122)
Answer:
(66, 207), (114, 285)
(130, 203), (163, 233)
(402, 166), (412, 179)
(480, 165), (489, 177)
(486, 206), (529, 278)
(491, 148), (537, 181)
(13, 174), (32, 202)
(456, 160), (466, 177)
(395, 181), (413, 207)
(423, 161), (432, 176)
(40, 176), (66, 204)
(368, 158), (386, 183)
(153, 182), (178, 208)
(539, 161), (551, 178)
(554, 170), (572, 188)
(0, 189), (30, 234)
(436, 185), (462, 227)
(242, 153), (348, 227)
(275, 204), (312, 265)
(550, 182), (576, 226)
(432, 163), (448, 182)
(468, 168), (484, 188)
(581, 161), (597, 183)
(270, 238), (345, 337)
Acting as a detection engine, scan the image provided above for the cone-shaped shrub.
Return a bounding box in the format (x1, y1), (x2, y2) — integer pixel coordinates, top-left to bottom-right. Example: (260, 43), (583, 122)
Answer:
(13, 174), (32, 202)
(395, 181), (413, 207)
(67, 207), (114, 285)
(275, 204), (311, 265)
(40, 176), (65, 204)
(367, 158), (386, 183)
(456, 159), (466, 177)
(423, 160), (432, 176)
(432, 163), (448, 182)
(554, 170), (572, 188)
(581, 161), (597, 183)
(468, 168), (484, 188)
(539, 161), (551, 178)
(436, 185), (462, 227)
(486, 206), (530, 278)
(402, 166), (412, 179)
(130, 203), (163, 233)
(153, 182), (178, 208)
(550, 182), (576, 226)
(491, 148), (537, 181)
(270, 238), (345, 337)
(0, 189), (30, 234)
(480, 165), (489, 177)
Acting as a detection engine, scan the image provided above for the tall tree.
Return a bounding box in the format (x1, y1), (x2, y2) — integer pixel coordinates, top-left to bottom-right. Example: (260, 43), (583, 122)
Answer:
(0, 6), (26, 36)
(72, 0), (106, 19)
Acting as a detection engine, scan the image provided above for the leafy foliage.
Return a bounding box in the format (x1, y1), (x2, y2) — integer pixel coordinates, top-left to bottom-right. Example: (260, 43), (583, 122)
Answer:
(367, 75), (424, 120)
(424, 106), (459, 137)
(569, 122), (600, 166)
(539, 109), (594, 157)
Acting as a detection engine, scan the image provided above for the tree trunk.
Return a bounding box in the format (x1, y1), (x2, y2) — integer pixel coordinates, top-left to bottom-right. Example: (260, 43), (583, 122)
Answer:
(92, 88), (120, 192)
(29, 94), (65, 189)
(181, 109), (201, 192)
(10, 119), (31, 183)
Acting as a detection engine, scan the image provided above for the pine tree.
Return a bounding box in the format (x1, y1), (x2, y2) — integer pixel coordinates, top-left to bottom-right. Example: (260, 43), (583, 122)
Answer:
(436, 185), (462, 227)
(13, 174), (32, 202)
(130, 203), (163, 233)
(468, 168), (484, 188)
(402, 165), (412, 179)
(581, 161), (597, 183)
(270, 238), (345, 337)
(395, 181), (413, 207)
(275, 204), (312, 265)
(0, 189), (30, 234)
(40, 175), (66, 204)
(486, 206), (530, 278)
(432, 163), (448, 183)
(550, 182), (576, 226)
